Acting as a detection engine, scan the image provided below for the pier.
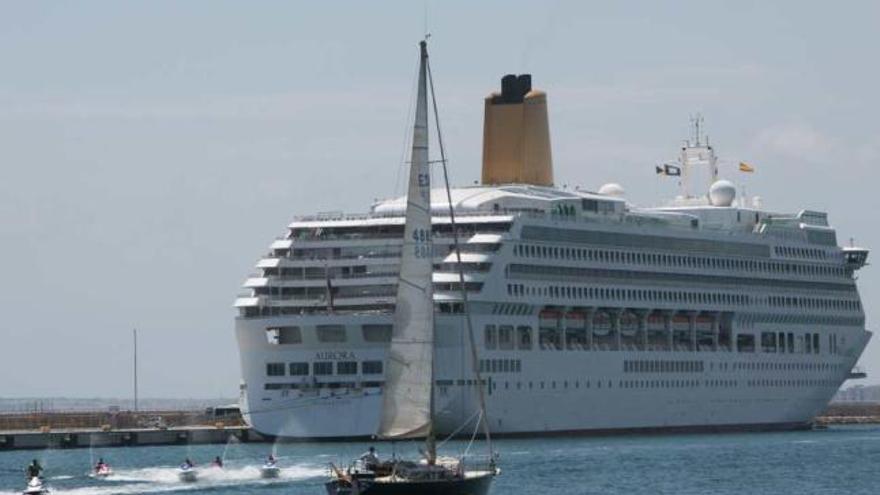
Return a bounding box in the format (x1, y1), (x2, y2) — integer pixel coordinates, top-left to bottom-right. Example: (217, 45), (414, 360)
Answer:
(0, 408), (267, 451)
(0, 425), (262, 450)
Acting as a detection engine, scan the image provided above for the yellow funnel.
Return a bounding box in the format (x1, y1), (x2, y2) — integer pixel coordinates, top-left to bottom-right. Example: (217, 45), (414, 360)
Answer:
(481, 74), (553, 186)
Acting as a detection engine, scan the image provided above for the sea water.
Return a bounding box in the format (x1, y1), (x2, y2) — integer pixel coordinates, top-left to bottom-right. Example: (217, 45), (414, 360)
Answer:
(0, 425), (877, 494)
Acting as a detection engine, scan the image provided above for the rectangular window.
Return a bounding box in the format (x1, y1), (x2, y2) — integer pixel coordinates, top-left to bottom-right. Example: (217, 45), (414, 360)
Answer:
(266, 326), (302, 344)
(736, 334), (755, 353)
(539, 326), (561, 350)
(289, 362), (309, 376)
(813, 333), (820, 354)
(313, 362), (333, 375)
(362, 324), (392, 343)
(337, 361), (358, 375)
(363, 361), (383, 375)
(517, 326), (532, 350)
(266, 362), (285, 376)
(498, 325), (514, 350)
(316, 325), (347, 343)
(485, 325), (497, 350)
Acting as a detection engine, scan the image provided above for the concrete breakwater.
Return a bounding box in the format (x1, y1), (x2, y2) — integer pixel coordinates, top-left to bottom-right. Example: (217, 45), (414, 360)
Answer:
(0, 408), (266, 450)
(0, 408), (243, 431)
(814, 402), (880, 426)
(0, 425), (262, 450)
(1, 403), (877, 451)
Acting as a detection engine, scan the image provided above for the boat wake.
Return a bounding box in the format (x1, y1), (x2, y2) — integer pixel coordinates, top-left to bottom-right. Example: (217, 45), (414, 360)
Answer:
(0, 464), (326, 495)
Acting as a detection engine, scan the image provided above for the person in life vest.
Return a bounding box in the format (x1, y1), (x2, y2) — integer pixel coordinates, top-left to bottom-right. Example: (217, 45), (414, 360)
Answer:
(359, 447), (379, 469)
(26, 459), (43, 479)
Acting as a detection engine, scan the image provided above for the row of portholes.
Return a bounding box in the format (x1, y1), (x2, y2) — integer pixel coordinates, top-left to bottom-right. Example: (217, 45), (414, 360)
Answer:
(513, 243), (845, 278)
(492, 378), (837, 392)
(507, 283), (749, 306)
(769, 294), (860, 311)
(775, 245), (828, 260)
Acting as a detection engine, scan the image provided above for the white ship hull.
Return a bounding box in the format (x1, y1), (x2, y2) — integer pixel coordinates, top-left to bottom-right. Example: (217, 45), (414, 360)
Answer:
(236, 314), (870, 439)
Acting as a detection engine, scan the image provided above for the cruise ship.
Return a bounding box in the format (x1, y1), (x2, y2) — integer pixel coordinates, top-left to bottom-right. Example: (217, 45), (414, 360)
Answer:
(234, 69), (871, 439)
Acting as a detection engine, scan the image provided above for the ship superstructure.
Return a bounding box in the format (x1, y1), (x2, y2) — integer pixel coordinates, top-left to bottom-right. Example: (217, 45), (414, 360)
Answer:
(234, 73), (871, 439)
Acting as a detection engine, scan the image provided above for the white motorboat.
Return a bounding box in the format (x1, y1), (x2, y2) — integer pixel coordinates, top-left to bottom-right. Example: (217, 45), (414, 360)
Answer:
(177, 465), (198, 483)
(260, 462), (281, 479)
(22, 477), (49, 495)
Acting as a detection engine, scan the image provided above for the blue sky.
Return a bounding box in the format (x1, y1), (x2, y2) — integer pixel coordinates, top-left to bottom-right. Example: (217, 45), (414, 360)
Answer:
(1, 1), (878, 397)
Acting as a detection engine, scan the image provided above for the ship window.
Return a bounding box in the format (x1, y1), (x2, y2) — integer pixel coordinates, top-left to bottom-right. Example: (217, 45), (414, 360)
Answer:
(761, 332), (777, 353)
(313, 362), (333, 375)
(337, 361), (358, 375)
(363, 360), (383, 375)
(266, 362), (285, 376)
(316, 325), (347, 343)
(580, 198), (599, 213)
(289, 362), (309, 376)
(736, 334), (755, 353)
(485, 325), (497, 350)
(539, 325), (561, 351)
(362, 324), (392, 343)
(266, 326), (302, 345)
(517, 326), (533, 350)
(498, 325), (514, 350)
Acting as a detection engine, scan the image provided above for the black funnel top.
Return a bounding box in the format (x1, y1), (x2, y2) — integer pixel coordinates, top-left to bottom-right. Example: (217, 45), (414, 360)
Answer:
(494, 73), (533, 104)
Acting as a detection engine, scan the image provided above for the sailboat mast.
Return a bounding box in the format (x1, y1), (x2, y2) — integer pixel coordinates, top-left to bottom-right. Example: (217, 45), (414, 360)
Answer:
(376, 39), (436, 448)
(426, 46), (494, 456)
(418, 40), (439, 465)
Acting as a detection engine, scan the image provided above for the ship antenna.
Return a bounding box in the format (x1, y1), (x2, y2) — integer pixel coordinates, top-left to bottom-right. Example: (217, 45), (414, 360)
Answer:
(692, 113), (704, 146)
(425, 42), (495, 458)
(423, 1), (429, 42)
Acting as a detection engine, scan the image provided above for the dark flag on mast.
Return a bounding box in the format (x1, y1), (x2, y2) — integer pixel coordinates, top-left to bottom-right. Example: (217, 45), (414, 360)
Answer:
(656, 163), (682, 176)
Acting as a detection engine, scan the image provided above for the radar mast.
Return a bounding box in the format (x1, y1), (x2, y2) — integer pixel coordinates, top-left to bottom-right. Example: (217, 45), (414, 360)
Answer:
(679, 114), (719, 201)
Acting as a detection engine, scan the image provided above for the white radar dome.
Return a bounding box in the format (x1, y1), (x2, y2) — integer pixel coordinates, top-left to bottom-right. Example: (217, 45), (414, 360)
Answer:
(598, 183), (626, 197)
(708, 180), (736, 207)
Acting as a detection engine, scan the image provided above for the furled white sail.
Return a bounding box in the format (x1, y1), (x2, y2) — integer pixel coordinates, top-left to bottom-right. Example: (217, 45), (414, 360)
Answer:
(377, 41), (435, 440)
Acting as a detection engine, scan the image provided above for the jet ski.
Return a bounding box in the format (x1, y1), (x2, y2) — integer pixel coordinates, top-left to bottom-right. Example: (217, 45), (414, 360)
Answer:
(260, 461), (281, 479)
(22, 477), (49, 495)
(93, 465), (113, 477)
(177, 465), (198, 483)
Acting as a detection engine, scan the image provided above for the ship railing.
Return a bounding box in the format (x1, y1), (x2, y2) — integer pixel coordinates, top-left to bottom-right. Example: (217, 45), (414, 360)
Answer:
(263, 291), (397, 303)
(258, 272), (399, 282)
(292, 209), (516, 223)
(290, 232), (403, 242)
(288, 229), (508, 243)
(281, 251), (402, 261)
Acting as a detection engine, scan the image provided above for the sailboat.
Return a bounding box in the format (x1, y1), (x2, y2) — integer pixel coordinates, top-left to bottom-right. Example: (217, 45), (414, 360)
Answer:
(325, 39), (497, 495)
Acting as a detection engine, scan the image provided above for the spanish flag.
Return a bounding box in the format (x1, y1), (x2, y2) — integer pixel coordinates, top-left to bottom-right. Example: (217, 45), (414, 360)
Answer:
(739, 162), (755, 173)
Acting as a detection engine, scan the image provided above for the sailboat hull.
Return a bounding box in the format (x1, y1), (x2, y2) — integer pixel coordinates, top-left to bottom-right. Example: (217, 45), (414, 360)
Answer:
(325, 472), (494, 495)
